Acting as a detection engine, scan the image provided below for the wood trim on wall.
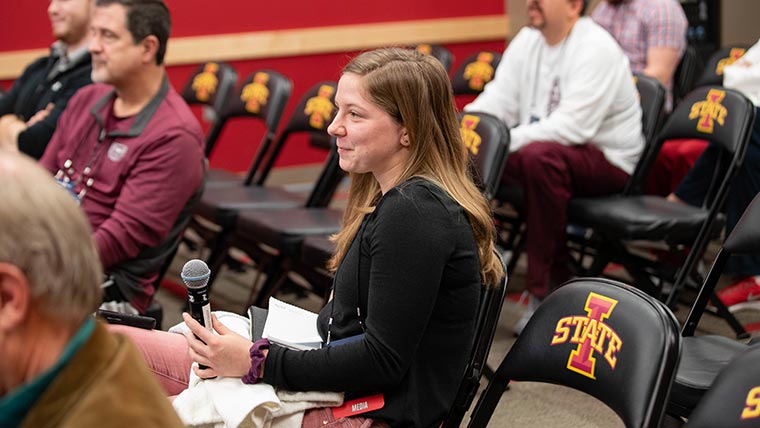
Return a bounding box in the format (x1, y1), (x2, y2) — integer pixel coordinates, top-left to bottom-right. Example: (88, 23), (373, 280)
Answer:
(0, 14), (508, 80)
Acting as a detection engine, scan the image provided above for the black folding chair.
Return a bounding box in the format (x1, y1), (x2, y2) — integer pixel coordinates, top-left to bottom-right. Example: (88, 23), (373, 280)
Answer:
(202, 69), (293, 187)
(634, 74), (670, 152)
(183, 69), (292, 255)
(673, 44), (699, 105)
(467, 277), (681, 428)
(217, 147), (345, 304)
(193, 82), (338, 287)
(412, 43), (454, 72)
(451, 50), (502, 96)
(569, 86), (755, 312)
(179, 61), (238, 156)
(685, 345), (760, 428)
(667, 191), (760, 419)
(565, 74), (668, 272)
(692, 45), (749, 88)
(441, 252), (508, 428)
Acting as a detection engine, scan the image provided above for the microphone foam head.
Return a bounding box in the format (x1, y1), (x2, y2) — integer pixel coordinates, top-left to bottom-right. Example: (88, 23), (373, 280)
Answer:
(181, 259), (210, 289)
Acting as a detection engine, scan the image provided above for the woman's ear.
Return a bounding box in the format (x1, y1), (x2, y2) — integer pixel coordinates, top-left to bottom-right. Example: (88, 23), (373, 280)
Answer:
(400, 129), (410, 147)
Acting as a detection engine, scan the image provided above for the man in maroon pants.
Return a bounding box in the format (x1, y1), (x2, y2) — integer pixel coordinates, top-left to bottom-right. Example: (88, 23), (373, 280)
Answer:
(465, 0), (645, 334)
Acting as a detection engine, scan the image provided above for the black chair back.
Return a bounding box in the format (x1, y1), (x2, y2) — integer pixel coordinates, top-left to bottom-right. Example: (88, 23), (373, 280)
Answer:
(180, 62), (238, 152)
(467, 278), (681, 428)
(221, 69), (293, 128)
(217, 69), (293, 181)
(693, 45), (749, 88)
(685, 345), (760, 428)
(664, 193), (760, 420)
(442, 252), (508, 428)
(646, 86), (755, 210)
(413, 43), (454, 72)
(682, 191), (760, 336)
(723, 192), (760, 253)
(457, 111), (510, 200)
(566, 86), (754, 318)
(624, 74), (667, 195)
(181, 61), (238, 113)
(635, 74), (667, 149)
(255, 81), (338, 185)
(451, 51), (502, 96)
(673, 44), (699, 103)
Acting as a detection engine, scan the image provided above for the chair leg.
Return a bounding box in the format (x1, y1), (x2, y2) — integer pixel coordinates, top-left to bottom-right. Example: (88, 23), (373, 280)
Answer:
(481, 364), (494, 381)
(252, 257), (287, 308)
(566, 226), (603, 276)
(467, 354), (512, 428)
(589, 240), (662, 296)
(624, 263), (662, 299)
(665, 250), (702, 308)
(244, 267), (267, 309)
(494, 211), (524, 271)
(710, 294), (751, 339)
(662, 413), (686, 428)
(506, 231), (525, 276)
(205, 228), (232, 290)
(585, 250), (610, 277)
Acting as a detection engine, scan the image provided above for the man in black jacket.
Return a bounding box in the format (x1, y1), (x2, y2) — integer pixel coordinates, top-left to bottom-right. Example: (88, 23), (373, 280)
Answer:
(0, 0), (92, 159)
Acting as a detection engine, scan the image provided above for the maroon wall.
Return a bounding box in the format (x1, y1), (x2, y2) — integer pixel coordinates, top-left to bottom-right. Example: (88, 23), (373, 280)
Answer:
(0, 1), (506, 171)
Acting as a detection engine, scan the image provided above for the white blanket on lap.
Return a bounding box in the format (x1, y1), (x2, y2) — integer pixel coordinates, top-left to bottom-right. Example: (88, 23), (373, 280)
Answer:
(170, 311), (343, 428)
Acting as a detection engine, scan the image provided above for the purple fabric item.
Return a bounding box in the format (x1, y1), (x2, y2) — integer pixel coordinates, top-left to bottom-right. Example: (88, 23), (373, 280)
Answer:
(242, 338), (271, 384)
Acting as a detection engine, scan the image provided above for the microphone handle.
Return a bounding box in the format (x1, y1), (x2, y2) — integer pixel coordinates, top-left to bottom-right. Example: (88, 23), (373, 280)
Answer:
(188, 288), (212, 370)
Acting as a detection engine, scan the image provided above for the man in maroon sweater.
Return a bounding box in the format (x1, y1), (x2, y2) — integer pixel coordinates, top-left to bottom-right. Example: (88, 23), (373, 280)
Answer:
(39, 0), (205, 314)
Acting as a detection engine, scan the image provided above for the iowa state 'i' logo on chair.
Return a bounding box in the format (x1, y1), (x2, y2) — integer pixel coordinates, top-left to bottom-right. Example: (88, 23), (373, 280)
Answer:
(191, 62), (220, 102)
(304, 85), (336, 130)
(716, 47), (747, 76)
(689, 88), (728, 134)
(459, 114), (482, 156)
(550, 292), (622, 380)
(463, 51), (497, 92)
(240, 72), (270, 114)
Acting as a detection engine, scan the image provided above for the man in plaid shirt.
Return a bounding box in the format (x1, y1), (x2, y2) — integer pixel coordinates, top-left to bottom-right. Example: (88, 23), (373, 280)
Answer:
(592, 0), (687, 110)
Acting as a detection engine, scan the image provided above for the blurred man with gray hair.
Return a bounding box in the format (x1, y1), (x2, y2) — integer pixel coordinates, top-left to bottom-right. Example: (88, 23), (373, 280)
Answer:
(0, 151), (183, 428)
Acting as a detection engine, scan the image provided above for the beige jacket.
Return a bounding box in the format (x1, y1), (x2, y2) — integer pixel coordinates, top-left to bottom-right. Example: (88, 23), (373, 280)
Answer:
(22, 321), (183, 428)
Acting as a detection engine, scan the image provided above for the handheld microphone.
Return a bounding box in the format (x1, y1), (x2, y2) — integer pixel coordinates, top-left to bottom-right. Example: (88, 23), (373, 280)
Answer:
(181, 259), (212, 370)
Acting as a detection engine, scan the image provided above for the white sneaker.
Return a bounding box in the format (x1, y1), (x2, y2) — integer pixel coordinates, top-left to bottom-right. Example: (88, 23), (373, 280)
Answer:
(513, 291), (542, 336)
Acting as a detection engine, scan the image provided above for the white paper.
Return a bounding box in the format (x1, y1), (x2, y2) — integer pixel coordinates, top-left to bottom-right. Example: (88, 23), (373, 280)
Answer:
(262, 297), (322, 350)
